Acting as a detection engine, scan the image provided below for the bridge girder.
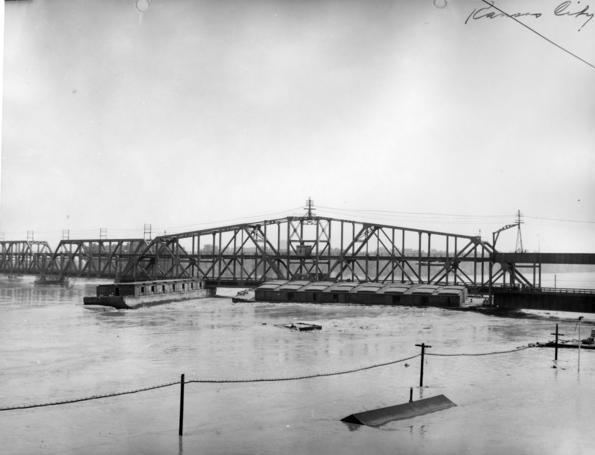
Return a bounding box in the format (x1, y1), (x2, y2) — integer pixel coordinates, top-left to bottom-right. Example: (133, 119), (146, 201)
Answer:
(119, 215), (532, 288)
(0, 241), (53, 275)
(2, 215), (590, 290)
(41, 239), (149, 279)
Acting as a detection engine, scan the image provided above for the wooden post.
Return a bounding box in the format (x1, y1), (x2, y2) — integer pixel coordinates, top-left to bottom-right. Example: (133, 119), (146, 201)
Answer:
(554, 324), (559, 361)
(179, 373), (185, 436)
(578, 317), (583, 372)
(551, 324), (561, 362)
(415, 343), (432, 387)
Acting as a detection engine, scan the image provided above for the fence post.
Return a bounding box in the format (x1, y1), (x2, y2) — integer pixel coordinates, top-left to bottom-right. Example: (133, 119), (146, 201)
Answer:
(179, 373), (185, 436)
(415, 343), (432, 387)
(551, 324), (564, 362)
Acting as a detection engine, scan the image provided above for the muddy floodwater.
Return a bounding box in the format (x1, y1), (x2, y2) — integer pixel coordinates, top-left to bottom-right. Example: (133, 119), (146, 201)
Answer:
(0, 277), (594, 454)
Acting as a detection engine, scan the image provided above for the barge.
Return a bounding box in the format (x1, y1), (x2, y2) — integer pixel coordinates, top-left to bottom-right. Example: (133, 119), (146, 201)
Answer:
(83, 278), (213, 309)
(254, 281), (468, 308)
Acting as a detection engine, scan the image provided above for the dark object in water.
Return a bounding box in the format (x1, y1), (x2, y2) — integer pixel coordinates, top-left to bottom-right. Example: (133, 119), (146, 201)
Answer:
(83, 279), (210, 309)
(232, 289), (255, 303)
(282, 322), (322, 331)
(341, 394), (456, 428)
(34, 275), (69, 286)
(535, 341), (595, 350)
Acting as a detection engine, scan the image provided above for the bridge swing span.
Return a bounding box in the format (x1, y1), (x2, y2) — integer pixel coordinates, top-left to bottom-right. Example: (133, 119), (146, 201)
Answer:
(1, 212), (594, 297)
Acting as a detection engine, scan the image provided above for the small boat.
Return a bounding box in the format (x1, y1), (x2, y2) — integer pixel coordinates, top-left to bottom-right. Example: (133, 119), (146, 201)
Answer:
(232, 289), (255, 303)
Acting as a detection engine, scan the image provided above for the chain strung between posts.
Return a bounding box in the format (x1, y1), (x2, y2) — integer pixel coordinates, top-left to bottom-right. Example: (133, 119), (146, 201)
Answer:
(0, 346), (537, 412)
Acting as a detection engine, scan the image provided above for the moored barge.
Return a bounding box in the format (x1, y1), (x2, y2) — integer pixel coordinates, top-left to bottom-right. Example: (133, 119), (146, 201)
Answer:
(83, 278), (213, 309)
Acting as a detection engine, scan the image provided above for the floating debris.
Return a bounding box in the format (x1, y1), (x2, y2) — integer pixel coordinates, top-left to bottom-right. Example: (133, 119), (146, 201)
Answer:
(280, 322), (322, 331)
(232, 289), (255, 303)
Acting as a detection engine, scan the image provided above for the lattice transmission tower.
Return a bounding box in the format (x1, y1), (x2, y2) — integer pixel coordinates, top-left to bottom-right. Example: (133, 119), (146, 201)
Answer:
(515, 209), (524, 253)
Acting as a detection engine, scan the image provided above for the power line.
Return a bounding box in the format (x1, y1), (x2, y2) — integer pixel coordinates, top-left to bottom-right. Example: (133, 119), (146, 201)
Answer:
(317, 205), (511, 219)
(318, 205), (595, 225)
(478, 0), (595, 72)
(525, 215), (595, 224)
(0, 207), (304, 239)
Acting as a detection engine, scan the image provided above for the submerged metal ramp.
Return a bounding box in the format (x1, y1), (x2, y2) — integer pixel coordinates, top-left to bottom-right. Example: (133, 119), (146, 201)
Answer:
(341, 394), (456, 427)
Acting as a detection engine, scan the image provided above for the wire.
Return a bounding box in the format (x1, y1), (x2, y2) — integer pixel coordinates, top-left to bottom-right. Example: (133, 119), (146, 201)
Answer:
(0, 380), (179, 412)
(0, 354), (418, 412)
(525, 215), (595, 225)
(319, 205), (595, 226)
(478, 0), (595, 71)
(0, 346), (540, 412)
(318, 205), (510, 219)
(428, 345), (531, 356)
(0, 207), (305, 241)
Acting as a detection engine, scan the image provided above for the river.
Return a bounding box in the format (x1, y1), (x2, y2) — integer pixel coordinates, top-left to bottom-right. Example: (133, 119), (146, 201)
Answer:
(0, 275), (594, 454)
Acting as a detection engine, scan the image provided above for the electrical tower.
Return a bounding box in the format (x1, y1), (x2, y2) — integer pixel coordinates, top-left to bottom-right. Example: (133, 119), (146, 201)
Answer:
(305, 197), (315, 219)
(515, 209), (524, 253)
(144, 224), (152, 241)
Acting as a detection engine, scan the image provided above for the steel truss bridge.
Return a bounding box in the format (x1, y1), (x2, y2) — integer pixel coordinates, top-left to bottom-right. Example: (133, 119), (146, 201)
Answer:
(1, 215), (593, 292)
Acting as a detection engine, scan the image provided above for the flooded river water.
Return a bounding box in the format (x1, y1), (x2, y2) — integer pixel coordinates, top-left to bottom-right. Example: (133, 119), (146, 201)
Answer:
(0, 277), (594, 454)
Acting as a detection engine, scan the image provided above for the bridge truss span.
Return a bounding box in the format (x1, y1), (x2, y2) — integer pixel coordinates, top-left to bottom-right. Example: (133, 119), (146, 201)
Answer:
(43, 238), (151, 279)
(1, 215), (592, 290)
(0, 241), (53, 275)
(121, 215), (514, 288)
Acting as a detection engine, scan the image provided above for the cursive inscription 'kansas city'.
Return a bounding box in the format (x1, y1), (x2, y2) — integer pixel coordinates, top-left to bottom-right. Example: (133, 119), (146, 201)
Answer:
(465, 1), (594, 31)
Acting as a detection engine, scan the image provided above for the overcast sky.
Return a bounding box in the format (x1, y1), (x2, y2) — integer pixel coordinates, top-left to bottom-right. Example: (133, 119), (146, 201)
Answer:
(1, 0), (594, 252)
